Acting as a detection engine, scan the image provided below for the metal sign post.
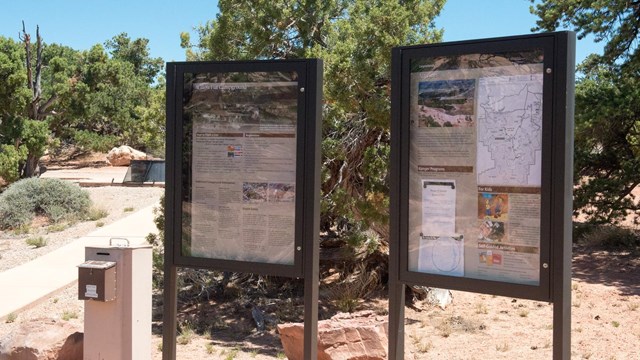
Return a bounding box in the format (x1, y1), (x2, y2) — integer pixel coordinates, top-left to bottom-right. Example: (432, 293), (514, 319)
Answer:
(390, 32), (575, 359)
(163, 59), (322, 360)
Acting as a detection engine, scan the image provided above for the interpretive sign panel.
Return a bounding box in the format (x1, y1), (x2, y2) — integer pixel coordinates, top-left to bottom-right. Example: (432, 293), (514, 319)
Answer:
(165, 60), (321, 277)
(187, 72), (298, 265)
(164, 59), (322, 360)
(409, 49), (545, 286)
(390, 32), (574, 303)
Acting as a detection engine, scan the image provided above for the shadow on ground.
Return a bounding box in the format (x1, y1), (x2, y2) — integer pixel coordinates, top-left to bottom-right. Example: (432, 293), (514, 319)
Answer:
(571, 245), (640, 296)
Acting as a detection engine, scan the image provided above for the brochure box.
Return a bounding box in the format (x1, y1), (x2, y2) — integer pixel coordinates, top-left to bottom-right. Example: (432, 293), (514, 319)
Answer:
(78, 260), (116, 302)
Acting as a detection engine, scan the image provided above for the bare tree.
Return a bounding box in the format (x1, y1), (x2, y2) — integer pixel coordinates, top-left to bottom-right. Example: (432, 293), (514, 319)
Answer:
(18, 21), (58, 177)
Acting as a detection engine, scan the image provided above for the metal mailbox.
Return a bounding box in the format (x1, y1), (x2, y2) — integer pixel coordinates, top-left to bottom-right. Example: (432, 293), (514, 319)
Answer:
(78, 260), (116, 302)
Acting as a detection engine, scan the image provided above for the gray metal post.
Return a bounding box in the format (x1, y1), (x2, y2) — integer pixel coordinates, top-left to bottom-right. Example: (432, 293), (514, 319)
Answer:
(552, 31), (575, 360)
(163, 62), (178, 360)
(388, 47), (405, 360)
(162, 265), (178, 360)
(388, 280), (405, 359)
(302, 58), (322, 360)
(303, 254), (319, 359)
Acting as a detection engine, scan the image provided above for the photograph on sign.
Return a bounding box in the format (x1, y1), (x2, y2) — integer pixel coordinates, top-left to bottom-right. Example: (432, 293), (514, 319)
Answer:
(408, 51), (543, 285)
(182, 71), (298, 265)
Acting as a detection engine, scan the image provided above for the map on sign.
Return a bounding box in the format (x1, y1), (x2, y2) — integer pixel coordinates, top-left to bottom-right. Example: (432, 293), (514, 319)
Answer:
(476, 73), (543, 186)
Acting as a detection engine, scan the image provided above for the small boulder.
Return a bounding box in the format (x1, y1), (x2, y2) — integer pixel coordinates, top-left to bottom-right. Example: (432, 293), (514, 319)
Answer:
(278, 310), (388, 360)
(426, 288), (453, 310)
(0, 318), (83, 360)
(106, 145), (147, 166)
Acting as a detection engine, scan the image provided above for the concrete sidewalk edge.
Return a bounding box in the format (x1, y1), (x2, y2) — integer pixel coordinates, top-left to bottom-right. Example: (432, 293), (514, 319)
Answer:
(0, 204), (158, 320)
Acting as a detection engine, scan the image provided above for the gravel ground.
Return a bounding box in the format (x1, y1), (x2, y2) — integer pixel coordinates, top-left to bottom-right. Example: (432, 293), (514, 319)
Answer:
(0, 281), (84, 337)
(0, 186), (164, 272)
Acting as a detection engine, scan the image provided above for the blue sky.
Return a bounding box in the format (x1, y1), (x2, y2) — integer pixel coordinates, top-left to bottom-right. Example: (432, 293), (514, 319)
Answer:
(0, 0), (601, 64)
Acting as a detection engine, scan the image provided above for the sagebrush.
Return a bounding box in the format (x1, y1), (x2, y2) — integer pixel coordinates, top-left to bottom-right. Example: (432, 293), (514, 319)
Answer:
(0, 177), (91, 229)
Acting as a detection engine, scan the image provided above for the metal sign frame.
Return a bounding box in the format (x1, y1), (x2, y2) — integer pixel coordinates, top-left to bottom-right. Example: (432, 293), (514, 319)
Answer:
(389, 32), (574, 359)
(163, 59), (322, 359)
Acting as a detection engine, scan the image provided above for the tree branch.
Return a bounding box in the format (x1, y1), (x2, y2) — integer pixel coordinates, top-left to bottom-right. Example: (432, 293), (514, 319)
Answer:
(21, 21), (33, 92)
(38, 95), (59, 115)
(34, 25), (43, 102)
(38, 110), (64, 118)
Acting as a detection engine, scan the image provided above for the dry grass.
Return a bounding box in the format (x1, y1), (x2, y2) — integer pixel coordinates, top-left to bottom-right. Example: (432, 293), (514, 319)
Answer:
(410, 333), (433, 353)
(86, 206), (108, 221)
(475, 303), (488, 314)
(61, 310), (78, 321)
(177, 323), (196, 345)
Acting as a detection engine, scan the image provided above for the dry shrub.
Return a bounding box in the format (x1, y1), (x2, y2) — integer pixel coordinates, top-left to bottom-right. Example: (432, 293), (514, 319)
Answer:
(579, 224), (640, 248)
(325, 262), (380, 313)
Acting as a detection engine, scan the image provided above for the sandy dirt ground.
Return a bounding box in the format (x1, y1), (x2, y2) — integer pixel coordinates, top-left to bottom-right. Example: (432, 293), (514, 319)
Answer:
(0, 164), (638, 359)
(143, 244), (640, 360)
(3, 244), (635, 360)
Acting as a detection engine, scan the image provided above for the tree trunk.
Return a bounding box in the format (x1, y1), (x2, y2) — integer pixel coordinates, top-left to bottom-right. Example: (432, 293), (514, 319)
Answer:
(21, 153), (40, 178)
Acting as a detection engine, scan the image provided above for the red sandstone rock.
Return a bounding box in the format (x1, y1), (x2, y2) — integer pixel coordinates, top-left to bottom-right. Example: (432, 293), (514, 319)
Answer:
(0, 318), (83, 360)
(278, 310), (388, 360)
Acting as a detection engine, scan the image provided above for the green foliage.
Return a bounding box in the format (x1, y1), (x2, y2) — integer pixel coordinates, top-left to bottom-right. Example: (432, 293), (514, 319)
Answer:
(0, 116), (51, 182)
(152, 194), (165, 237)
(572, 65), (640, 224)
(12, 223), (31, 235)
(73, 130), (119, 153)
(0, 177), (91, 229)
(1, 30), (166, 182)
(0, 26), (72, 178)
(314, 0), (444, 239)
(66, 44), (150, 143)
(532, 1), (640, 225)
(146, 194), (165, 288)
(191, 0), (444, 250)
(60, 39), (165, 153)
(133, 84), (166, 157)
(0, 37), (30, 117)
(25, 236), (47, 248)
(5, 312), (17, 323)
(105, 33), (163, 84)
(0, 144), (27, 184)
(531, 0), (639, 71)
(0, 31), (72, 179)
(18, 118), (50, 159)
(61, 310), (78, 321)
(47, 223), (69, 232)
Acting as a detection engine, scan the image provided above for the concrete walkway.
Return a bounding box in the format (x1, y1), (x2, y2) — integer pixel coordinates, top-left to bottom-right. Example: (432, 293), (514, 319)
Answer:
(0, 205), (158, 320)
(40, 166), (129, 185)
